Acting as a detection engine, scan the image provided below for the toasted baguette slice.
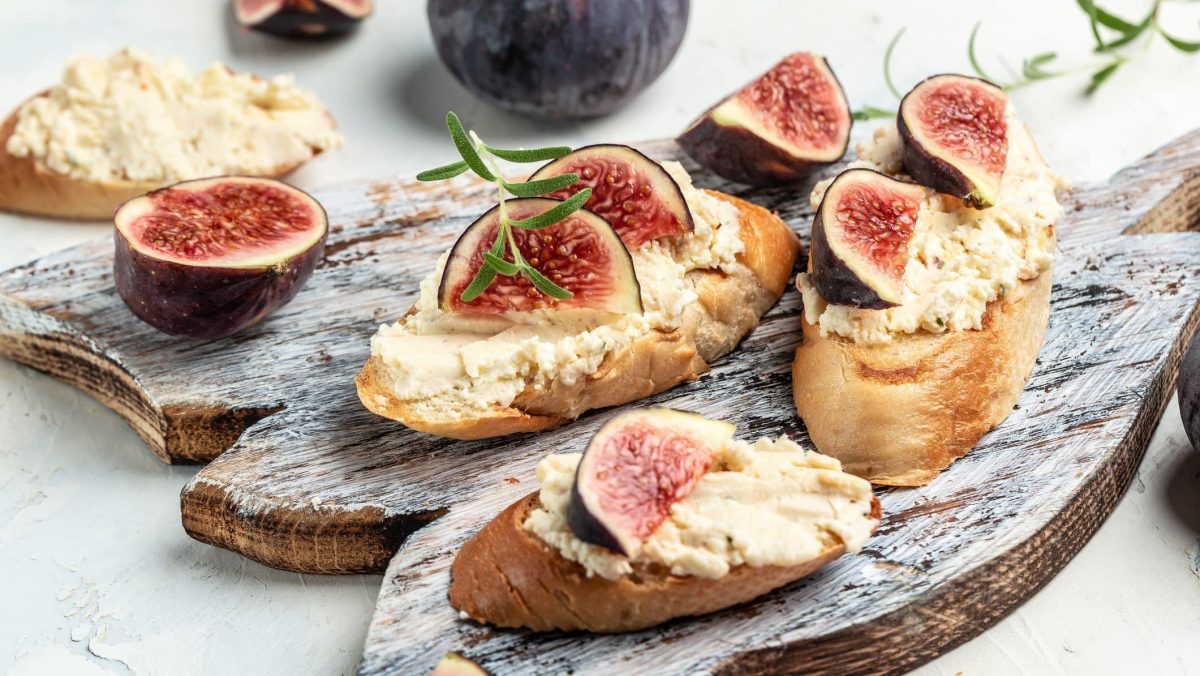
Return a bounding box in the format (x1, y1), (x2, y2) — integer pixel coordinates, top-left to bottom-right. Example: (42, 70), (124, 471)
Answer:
(449, 491), (880, 633)
(356, 192), (800, 440)
(792, 266), (1052, 487)
(0, 97), (317, 220)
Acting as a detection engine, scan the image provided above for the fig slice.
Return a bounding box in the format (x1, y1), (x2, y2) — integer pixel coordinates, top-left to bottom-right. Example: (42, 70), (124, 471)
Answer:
(810, 169), (926, 309)
(438, 198), (642, 315)
(114, 176), (327, 340)
(898, 74), (1009, 209)
(527, 144), (693, 248)
(234, 0), (372, 37)
(676, 52), (852, 187)
(567, 408), (735, 557)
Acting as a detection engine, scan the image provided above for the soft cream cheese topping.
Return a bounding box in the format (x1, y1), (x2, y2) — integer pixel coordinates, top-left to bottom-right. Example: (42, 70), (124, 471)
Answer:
(796, 109), (1066, 345)
(523, 435), (877, 580)
(369, 162), (744, 415)
(6, 48), (343, 183)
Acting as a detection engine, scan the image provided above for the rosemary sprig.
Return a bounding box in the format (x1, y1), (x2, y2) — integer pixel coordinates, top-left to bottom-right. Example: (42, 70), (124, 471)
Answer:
(418, 112), (590, 303)
(852, 0), (1200, 118)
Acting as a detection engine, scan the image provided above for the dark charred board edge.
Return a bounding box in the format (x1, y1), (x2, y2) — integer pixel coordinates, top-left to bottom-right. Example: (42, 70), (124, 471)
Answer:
(180, 477), (448, 574)
(711, 301), (1200, 675)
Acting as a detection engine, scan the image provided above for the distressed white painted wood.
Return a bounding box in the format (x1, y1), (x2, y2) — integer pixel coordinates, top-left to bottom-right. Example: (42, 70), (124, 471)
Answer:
(2, 131), (1200, 673)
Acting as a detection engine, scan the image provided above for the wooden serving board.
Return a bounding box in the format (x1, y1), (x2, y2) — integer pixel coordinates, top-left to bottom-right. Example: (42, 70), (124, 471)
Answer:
(2, 130), (1200, 674)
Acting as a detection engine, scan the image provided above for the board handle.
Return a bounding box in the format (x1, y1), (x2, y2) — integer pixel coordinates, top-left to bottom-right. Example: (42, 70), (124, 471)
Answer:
(1062, 127), (1200, 246)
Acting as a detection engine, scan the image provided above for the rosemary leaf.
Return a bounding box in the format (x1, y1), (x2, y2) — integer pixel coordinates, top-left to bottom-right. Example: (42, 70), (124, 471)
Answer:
(851, 106), (896, 121)
(1021, 52), (1060, 80)
(967, 22), (999, 82)
(504, 173), (580, 198)
(1085, 60), (1122, 94)
(508, 189), (592, 230)
(485, 145), (572, 163)
(416, 160), (469, 181)
(1103, 16), (1152, 50)
(1075, 0), (1139, 34)
(445, 112), (496, 182)
(482, 252), (521, 275)
(1078, 0), (1110, 51)
(525, 265), (573, 300)
(460, 264), (498, 303)
(1161, 30), (1200, 53)
(884, 28), (906, 100)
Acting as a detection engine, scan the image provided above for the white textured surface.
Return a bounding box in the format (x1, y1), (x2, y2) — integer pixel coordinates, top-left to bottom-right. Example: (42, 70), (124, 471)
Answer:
(1, 1), (1198, 675)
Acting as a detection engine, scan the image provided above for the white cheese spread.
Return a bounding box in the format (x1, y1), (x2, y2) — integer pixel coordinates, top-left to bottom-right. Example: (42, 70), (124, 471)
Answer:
(369, 162), (745, 416)
(796, 109), (1066, 345)
(6, 48), (343, 183)
(523, 435), (877, 580)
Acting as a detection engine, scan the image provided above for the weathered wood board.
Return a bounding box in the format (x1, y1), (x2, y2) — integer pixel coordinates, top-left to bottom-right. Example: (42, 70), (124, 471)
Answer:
(2, 130), (1200, 674)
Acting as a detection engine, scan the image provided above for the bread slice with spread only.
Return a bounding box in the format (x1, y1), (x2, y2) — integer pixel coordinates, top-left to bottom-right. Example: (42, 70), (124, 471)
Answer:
(450, 489), (881, 633)
(0, 97), (318, 220)
(357, 191), (800, 440)
(793, 256), (1052, 486)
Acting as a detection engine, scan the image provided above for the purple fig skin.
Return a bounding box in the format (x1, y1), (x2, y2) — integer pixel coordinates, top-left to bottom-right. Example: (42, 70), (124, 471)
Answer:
(676, 55), (852, 187)
(810, 204), (894, 310)
(897, 74), (1005, 209)
(427, 0), (689, 119)
(566, 485), (627, 555)
(236, 0), (372, 38)
(1179, 333), (1200, 451)
(114, 227), (326, 341)
(809, 169), (926, 310)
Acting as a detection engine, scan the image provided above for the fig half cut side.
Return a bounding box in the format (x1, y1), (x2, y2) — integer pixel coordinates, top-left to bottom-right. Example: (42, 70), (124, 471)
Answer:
(677, 52), (852, 186)
(114, 176), (327, 340)
(234, 0), (373, 37)
(898, 74), (1009, 209)
(437, 198), (643, 315)
(810, 169), (927, 309)
(528, 144), (694, 248)
(567, 408), (735, 557)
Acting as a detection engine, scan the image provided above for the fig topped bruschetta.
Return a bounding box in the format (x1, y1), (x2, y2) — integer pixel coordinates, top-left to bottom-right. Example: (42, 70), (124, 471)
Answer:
(357, 116), (799, 440)
(793, 75), (1067, 486)
(449, 408), (880, 632)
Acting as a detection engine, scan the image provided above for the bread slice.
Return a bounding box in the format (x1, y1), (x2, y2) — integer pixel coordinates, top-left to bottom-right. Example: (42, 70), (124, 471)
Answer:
(792, 262), (1052, 486)
(356, 192), (800, 440)
(449, 491), (881, 633)
(0, 96), (315, 220)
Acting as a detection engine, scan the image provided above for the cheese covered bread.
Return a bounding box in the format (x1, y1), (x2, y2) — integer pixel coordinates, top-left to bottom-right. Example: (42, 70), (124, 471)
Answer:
(358, 162), (799, 439)
(793, 92), (1066, 486)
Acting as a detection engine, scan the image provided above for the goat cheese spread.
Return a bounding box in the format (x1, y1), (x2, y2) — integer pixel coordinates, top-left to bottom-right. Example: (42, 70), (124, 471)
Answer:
(369, 162), (744, 416)
(523, 435), (877, 580)
(796, 109), (1066, 345)
(6, 48), (342, 183)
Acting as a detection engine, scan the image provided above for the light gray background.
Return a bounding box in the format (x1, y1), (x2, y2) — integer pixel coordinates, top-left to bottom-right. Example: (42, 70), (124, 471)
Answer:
(2, 1), (1198, 674)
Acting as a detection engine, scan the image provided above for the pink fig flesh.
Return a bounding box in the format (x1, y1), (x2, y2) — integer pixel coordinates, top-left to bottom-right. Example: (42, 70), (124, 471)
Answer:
(114, 176), (327, 340)
(677, 52), (852, 186)
(898, 74), (1008, 209)
(529, 144), (693, 248)
(810, 169), (926, 309)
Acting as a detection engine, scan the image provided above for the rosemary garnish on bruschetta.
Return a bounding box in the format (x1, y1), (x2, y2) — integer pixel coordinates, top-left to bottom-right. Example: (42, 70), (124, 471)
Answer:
(417, 112), (592, 302)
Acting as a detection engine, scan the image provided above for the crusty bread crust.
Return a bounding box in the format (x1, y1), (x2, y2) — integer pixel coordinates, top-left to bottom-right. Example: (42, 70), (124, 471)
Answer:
(792, 259), (1053, 486)
(356, 192), (800, 440)
(0, 97), (315, 220)
(449, 491), (880, 633)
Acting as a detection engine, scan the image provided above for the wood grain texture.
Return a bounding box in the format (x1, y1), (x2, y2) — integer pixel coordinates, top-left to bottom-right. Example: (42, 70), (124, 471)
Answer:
(2, 132), (1200, 674)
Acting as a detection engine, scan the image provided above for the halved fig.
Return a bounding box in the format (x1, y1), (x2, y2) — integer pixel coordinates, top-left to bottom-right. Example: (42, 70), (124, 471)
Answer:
(677, 52), (852, 186)
(567, 408), (735, 556)
(430, 652), (489, 676)
(527, 144), (693, 247)
(114, 176), (327, 340)
(810, 169), (926, 309)
(898, 74), (1008, 209)
(234, 0), (372, 37)
(438, 198), (642, 315)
